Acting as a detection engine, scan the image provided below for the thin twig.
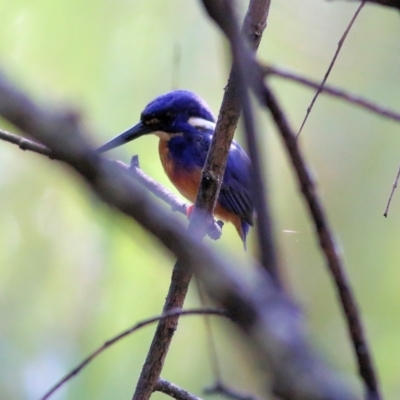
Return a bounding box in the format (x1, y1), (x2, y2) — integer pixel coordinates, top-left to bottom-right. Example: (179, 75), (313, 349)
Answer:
(383, 163), (400, 217)
(0, 127), (52, 156)
(263, 64), (400, 124)
(297, 1), (365, 137)
(40, 308), (226, 400)
(259, 81), (380, 400)
(155, 378), (202, 400)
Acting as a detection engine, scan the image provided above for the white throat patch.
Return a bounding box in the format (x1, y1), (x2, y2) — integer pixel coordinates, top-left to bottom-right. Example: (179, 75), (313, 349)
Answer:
(188, 117), (216, 131)
(154, 131), (183, 140)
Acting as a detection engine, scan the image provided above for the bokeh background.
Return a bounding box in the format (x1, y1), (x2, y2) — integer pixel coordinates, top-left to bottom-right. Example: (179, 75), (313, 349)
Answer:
(0, 1), (399, 399)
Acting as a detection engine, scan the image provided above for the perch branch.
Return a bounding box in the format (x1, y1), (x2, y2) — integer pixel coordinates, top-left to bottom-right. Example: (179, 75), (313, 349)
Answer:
(201, 0), (281, 284)
(0, 128), (222, 240)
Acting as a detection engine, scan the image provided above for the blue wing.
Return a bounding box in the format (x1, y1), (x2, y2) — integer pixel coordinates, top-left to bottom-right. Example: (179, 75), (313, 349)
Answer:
(219, 140), (254, 226)
(168, 130), (254, 226)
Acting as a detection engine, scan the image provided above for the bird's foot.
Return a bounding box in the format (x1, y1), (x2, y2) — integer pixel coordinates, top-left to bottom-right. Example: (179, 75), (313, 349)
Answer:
(208, 220), (224, 240)
(186, 205), (224, 240)
(129, 155), (140, 169)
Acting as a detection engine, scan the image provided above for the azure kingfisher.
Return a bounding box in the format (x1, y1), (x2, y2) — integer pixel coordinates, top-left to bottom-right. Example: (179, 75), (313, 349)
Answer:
(97, 90), (254, 247)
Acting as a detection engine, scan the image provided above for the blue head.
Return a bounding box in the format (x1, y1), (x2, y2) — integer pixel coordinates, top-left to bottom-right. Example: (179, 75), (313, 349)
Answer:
(97, 90), (216, 153)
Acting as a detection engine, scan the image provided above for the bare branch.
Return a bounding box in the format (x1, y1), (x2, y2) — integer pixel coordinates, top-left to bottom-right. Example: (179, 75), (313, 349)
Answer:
(263, 65), (400, 124)
(297, 1), (365, 137)
(0, 127), (52, 157)
(383, 163), (400, 217)
(201, 0), (281, 285)
(258, 82), (380, 400)
(155, 378), (202, 400)
(0, 128), (223, 240)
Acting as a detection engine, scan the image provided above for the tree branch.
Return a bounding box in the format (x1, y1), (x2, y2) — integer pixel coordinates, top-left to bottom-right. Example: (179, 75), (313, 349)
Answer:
(263, 64), (400, 124)
(201, 0), (281, 285)
(0, 44), (357, 400)
(0, 127), (223, 240)
(258, 82), (380, 400)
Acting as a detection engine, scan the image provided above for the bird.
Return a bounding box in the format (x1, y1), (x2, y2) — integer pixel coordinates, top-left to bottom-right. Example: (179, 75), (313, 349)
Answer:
(97, 90), (254, 247)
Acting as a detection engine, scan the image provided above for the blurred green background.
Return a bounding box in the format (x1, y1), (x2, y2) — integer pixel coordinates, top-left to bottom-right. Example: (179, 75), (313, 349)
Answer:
(0, 1), (400, 399)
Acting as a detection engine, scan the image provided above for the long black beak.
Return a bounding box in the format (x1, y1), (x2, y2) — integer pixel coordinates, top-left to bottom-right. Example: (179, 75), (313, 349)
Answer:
(97, 122), (153, 153)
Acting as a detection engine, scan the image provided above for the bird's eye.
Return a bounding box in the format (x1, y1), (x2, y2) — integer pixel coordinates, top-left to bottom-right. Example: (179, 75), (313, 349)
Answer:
(144, 118), (160, 126)
(164, 112), (174, 121)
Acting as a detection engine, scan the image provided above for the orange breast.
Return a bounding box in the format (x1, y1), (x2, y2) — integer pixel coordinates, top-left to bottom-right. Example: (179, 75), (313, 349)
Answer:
(158, 139), (244, 240)
(158, 139), (201, 203)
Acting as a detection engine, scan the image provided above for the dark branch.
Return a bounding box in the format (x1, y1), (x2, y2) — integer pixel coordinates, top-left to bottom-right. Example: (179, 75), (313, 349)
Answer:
(258, 82), (380, 400)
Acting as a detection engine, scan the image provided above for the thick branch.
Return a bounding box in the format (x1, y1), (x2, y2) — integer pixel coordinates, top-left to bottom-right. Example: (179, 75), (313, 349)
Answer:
(0, 67), (357, 400)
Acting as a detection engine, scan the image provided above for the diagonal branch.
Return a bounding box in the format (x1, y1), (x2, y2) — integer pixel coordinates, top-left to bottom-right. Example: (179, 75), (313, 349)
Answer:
(0, 66), (357, 400)
(263, 64), (400, 124)
(259, 82), (380, 400)
(297, 1), (365, 137)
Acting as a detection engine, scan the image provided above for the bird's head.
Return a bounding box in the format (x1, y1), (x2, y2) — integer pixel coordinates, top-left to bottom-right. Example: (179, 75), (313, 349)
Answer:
(97, 90), (216, 153)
